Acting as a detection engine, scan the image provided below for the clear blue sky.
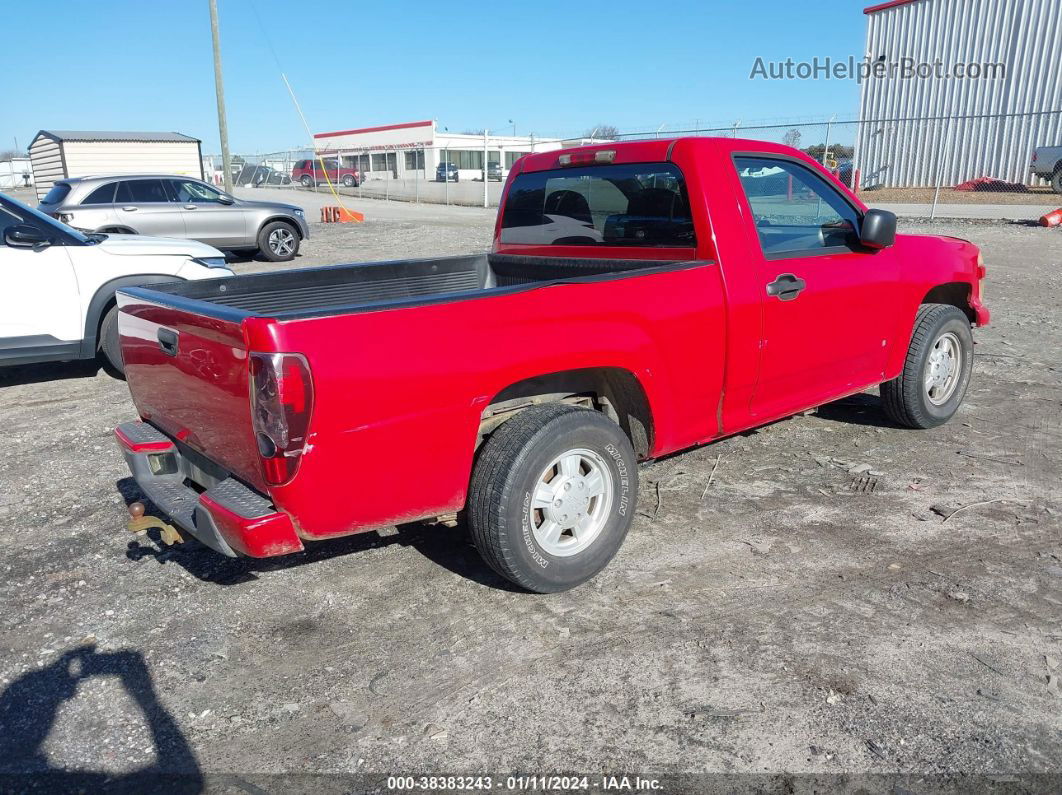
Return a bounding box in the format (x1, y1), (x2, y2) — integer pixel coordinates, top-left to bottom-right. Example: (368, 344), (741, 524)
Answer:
(5, 0), (869, 155)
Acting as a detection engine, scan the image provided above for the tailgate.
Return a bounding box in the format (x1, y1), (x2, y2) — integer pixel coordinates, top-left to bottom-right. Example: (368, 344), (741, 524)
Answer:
(116, 290), (266, 491)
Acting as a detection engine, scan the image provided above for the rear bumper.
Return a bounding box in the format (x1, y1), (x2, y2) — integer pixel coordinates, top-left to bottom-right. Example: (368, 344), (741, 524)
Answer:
(115, 421), (304, 558)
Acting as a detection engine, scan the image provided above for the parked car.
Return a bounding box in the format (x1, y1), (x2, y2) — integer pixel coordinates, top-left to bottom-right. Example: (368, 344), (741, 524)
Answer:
(486, 162), (505, 181)
(233, 164), (291, 187)
(436, 162), (460, 182)
(38, 175), (309, 262)
(113, 137), (988, 593)
(1030, 144), (1062, 193)
(835, 158), (855, 189)
(0, 190), (231, 374)
(291, 159), (361, 188)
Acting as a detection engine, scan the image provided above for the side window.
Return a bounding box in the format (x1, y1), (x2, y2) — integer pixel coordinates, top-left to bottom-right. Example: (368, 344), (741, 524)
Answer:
(735, 156), (859, 256)
(116, 179), (173, 204)
(170, 180), (223, 203)
(81, 183), (117, 205)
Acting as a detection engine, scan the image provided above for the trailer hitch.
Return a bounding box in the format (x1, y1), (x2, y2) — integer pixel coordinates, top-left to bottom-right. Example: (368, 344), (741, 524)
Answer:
(126, 502), (184, 546)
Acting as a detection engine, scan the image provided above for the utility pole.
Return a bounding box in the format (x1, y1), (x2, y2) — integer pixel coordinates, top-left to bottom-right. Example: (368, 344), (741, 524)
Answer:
(209, 0), (233, 193)
(483, 129), (489, 208)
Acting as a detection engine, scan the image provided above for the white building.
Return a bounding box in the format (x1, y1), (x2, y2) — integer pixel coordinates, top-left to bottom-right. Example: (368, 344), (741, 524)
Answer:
(0, 158), (33, 189)
(313, 120), (581, 181)
(854, 0), (1062, 187)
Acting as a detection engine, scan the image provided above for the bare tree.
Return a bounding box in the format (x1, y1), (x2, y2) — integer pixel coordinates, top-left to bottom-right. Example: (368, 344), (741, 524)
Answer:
(0, 149), (22, 161)
(585, 124), (620, 140)
(782, 128), (802, 150)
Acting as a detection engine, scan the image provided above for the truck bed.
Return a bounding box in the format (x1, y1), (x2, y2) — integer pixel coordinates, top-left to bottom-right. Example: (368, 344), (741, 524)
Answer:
(118, 253), (686, 320)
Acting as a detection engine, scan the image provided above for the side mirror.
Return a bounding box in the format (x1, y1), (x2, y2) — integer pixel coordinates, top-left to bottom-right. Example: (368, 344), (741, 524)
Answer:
(5, 224), (50, 249)
(860, 208), (897, 249)
(218, 194), (235, 205)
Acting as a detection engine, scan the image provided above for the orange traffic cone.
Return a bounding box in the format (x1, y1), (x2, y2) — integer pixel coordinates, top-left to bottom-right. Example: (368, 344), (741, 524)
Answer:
(1040, 207), (1062, 227)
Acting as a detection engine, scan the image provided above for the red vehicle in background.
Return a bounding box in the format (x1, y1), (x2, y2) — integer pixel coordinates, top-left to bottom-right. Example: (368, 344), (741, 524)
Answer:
(290, 158), (361, 188)
(114, 137), (988, 593)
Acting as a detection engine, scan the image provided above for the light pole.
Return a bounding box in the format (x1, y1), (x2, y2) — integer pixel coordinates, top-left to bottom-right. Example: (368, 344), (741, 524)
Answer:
(508, 119), (516, 136)
(209, 0), (233, 193)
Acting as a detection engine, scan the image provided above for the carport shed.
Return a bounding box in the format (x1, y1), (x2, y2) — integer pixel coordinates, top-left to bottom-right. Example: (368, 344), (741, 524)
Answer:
(29, 130), (204, 200)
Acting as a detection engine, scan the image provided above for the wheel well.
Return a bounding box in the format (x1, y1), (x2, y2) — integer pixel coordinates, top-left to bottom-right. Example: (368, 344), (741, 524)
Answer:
(921, 282), (974, 322)
(479, 367), (654, 458)
(259, 216), (303, 239)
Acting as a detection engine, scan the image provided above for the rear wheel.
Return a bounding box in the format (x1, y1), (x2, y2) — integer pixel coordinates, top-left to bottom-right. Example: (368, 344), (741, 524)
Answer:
(468, 404), (638, 593)
(880, 304), (973, 428)
(1052, 168), (1062, 194)
(99, 303), (125, 377)
(300, 174), (314, 188)
(257, 220), (299, 262)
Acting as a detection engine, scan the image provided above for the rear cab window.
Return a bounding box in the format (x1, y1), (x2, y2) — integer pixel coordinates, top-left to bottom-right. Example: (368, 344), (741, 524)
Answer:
(500, 163), (695, 248)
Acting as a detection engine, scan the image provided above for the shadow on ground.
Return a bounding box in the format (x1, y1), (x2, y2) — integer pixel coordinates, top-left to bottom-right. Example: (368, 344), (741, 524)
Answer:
(0, 644), (202, 792)
(119, 474), (517, 591)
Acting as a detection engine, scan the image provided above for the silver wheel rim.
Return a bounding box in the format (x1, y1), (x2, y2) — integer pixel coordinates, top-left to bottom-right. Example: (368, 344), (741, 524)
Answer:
(268, 228), (295, 256)
(528, 448), (613, 558)
(924, 331), (963, 405)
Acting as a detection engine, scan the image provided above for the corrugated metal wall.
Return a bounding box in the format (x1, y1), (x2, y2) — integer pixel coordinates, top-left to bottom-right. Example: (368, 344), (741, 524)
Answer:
(29, 137), (65, 200)
(62, 141), (202, 182)
(854, 0), (1062, 187)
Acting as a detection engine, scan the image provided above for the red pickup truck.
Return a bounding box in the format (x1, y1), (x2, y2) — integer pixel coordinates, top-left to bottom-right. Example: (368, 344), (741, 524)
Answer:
(114, 137), (989, 592)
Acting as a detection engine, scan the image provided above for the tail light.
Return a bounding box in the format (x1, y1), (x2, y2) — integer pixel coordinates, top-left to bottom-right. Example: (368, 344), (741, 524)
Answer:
(249, 352), (314, 486)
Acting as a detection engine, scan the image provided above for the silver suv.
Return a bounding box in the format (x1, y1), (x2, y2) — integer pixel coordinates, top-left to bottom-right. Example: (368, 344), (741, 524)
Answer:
(38, 174), (309, 261)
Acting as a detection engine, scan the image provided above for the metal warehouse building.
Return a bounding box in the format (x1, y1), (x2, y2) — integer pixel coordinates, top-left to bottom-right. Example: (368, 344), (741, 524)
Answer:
(312, 120), (572, 182)
(29, 130), (203, 200)
(854, 0), (1062, 187)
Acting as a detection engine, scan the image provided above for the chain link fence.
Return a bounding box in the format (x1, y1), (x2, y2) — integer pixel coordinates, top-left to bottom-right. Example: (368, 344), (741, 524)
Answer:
(618, 109), (1062, 220)
(212, 110), (1062, 219)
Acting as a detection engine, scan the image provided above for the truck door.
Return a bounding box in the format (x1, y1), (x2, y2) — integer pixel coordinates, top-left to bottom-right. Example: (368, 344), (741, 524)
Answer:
(0, 204), (81, 349)
(733, 155), (900, 420)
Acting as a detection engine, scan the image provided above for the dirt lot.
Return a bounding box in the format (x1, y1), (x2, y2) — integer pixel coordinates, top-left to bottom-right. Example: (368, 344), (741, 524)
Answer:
(0, 204), (1060, 791)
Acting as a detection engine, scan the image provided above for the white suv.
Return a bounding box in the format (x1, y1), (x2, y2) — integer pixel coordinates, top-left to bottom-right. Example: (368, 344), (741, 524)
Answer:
(1, 191), (233, 375)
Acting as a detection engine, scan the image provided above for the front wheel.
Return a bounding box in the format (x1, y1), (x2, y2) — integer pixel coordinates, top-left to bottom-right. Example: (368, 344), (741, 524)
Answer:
(342, 174), (355, 187)
(257, 221), (299, 262)
(880, 304), (973, 429)
(468, 404), (638, 593)
(1052, 169), (1062, 194)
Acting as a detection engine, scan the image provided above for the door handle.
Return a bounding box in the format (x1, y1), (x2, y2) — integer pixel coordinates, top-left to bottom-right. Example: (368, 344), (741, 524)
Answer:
(184, 204), (197, 210)
(766, 273), (807, 301)
(157, 327), (179, 357)
(121, 206), (138, 212)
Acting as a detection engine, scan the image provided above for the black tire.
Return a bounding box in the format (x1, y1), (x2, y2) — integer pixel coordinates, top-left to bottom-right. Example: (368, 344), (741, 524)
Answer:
(257, 220), (299, 262)
(880, 304), (973, 429)
(98, 303), (125, 377)
(468, 404), (638, 593)
(1052, 168), (1062, 195)
(300, 174), (314, 188)
(342, 174), (355, 187)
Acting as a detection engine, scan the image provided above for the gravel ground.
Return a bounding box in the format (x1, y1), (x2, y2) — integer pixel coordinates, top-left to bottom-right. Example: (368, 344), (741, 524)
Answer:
(0, 204), (1060, 790)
